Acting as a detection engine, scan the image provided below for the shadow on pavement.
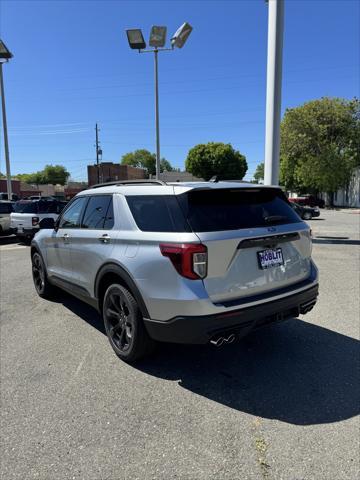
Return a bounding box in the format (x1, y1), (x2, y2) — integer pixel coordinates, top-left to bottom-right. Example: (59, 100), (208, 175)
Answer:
(0, 235), (20, 246)
(53, 290), (106, 334)
(134, 320), (359, 426)
(54, 290), (360, 427)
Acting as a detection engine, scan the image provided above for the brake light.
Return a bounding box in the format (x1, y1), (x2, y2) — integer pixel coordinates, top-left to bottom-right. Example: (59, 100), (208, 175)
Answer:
(32, 216), (40, 226)
(160, 243), (208, 280)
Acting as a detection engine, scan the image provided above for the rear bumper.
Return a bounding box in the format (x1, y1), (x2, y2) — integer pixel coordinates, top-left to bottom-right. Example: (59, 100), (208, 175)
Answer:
(16, 227), (39, 238)
(144, 284), (319, 344)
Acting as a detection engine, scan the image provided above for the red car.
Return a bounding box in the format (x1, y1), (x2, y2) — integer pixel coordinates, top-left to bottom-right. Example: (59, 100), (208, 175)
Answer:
(288, 195), (325, 208)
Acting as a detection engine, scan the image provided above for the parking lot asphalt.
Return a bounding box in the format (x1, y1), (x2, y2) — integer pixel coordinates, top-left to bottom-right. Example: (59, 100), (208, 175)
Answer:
(1, 210), (359, 480)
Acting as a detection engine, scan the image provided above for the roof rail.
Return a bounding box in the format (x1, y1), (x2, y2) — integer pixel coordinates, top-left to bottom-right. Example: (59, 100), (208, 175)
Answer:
(89, 179), (167, 189)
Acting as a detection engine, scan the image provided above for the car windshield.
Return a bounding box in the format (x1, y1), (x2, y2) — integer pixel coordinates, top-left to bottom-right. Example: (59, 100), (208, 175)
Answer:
(14, 201), (38, 213)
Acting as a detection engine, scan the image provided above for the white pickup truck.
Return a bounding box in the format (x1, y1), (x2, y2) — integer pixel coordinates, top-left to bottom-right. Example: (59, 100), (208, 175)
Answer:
(11, 199), (67, 244)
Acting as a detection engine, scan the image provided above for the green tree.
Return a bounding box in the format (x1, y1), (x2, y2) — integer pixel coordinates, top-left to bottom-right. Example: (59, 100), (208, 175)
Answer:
(42, 164), (70, 185)
(14, 165), (69, 185)
(253, 163), (264, 183)
(16, 171), (44, 184)
(185, 142), (247, 181)
(280, 97), (360, 200)
(121, 149), (173, 176)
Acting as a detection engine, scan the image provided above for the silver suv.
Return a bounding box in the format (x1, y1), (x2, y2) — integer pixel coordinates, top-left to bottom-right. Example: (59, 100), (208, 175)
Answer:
(31, 180), (319, 362)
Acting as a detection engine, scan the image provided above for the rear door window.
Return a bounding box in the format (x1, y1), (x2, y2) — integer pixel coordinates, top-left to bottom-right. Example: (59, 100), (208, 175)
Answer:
(81, 195), (114, 229)
(177, 188), (301, 232)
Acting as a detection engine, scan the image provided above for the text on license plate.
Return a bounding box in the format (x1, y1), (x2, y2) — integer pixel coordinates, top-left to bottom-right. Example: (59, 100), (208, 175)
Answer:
(257, 248), (284, 269)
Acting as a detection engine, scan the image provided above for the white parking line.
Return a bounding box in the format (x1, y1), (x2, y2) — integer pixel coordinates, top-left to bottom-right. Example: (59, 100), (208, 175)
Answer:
(0, 244), (27, 251)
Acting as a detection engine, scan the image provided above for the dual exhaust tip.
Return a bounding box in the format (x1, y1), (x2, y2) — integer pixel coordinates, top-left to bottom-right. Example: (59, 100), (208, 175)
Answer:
(210, 333), (236, 347)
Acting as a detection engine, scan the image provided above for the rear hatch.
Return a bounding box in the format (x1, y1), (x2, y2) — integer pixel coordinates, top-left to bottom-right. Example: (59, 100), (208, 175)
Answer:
(177, 187), (312, 304)
(11, 201), (39, 231)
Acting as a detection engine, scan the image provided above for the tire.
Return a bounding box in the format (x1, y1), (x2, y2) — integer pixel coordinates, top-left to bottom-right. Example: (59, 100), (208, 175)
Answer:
(303, 212), (312, 220)
(31, 252), (54, 298)
(102, 283), (155, 362)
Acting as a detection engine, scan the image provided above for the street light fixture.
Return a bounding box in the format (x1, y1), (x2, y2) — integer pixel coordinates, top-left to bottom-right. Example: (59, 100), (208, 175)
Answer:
(126, 29), (146, 50)
(149, 26), (167, 48)
(171, 22), (193, 49)
(125, 23), (193, 179)
(0, 40), (13, 200)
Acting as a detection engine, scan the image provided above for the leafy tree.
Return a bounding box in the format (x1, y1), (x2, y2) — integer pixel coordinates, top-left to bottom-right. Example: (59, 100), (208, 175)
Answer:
(185, 142), (247, 181)
(253, 163), (264, 183)
(15, 172), (44, 184)
(160, 158), (173, 172)
(42, 164), (69, 185)
(121, 149), (173, 176)
(280, 97), (360, 200)
(14, 165), (69, 185)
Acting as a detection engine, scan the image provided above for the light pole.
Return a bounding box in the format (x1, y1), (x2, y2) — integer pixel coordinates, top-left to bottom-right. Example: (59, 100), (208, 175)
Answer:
(264, 0), (284, 186)
(0, 40), (13, 199)
(126, 23), (193, 179)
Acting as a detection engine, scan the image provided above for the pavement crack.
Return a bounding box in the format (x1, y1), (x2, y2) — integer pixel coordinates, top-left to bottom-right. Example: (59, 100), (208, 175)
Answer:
(251, 417), (272, 480)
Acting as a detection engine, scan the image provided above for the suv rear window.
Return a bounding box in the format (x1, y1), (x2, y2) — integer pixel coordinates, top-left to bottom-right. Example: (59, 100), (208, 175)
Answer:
(126, 195), (190, 232)
(14, 201), (38, 214)
(177, 188), (300, 232)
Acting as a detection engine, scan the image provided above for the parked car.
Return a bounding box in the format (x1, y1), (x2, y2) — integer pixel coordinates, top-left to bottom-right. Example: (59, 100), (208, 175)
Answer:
(290, 202), (320, 220)
(288, 195), (325, 208)
(0, 192), (19, 201)
(0, 200), (15, 235)
(31, 180), (319, 362)
(11, 199), (66, 244)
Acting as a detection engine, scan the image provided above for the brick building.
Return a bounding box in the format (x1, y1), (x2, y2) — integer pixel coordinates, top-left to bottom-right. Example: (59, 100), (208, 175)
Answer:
(0, 179), (21, 199)
(87, 163), (146, 187)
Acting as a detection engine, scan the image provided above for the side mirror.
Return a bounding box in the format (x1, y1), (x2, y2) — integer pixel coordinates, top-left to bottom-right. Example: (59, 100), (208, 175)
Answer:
(39, 217), (55, 229)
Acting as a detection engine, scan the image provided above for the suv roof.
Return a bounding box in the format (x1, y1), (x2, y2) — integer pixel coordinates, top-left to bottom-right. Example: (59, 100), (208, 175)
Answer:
(83, 180), (280, 197)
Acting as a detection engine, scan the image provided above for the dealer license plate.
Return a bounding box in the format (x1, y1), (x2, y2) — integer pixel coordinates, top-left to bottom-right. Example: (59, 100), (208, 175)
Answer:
(257, 248), (284, 269)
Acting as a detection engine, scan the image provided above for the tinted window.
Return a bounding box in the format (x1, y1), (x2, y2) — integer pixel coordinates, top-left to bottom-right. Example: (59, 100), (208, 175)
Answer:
(177, 188), (301, 232)
(126, 195), (190, 232)
(103, 198), (114, 229)
(38, 200), (61, 214)
(82, 195), (114, 229)
(59, 197), (87, 229)
(14, 201), (38, 214)
(0, 203), (13, 213)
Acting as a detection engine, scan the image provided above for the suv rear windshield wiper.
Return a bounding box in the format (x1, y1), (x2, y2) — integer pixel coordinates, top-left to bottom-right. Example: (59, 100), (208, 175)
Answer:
(263, 215), (288, 224)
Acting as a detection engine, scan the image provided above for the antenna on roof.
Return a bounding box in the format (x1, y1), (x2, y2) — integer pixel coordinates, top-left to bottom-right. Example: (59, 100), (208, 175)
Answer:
(209, 175), (219, 183)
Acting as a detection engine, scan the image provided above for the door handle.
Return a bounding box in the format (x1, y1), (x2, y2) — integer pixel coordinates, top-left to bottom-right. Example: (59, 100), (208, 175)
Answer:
(98, 234), (110, 243)
(62, 233), (70, 243)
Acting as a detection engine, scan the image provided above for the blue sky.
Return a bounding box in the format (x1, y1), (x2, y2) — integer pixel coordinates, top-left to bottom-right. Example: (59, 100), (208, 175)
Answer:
(1, 0), (359, 181)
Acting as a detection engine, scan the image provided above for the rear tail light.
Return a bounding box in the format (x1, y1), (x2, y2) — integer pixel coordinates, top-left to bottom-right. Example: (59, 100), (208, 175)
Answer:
(160, 243), (208, 280)
(32, 216), (40, 226)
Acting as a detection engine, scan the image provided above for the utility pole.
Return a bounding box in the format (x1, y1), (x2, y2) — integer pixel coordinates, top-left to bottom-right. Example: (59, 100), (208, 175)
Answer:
(95, 123), (100, 183)
(264, 0), (285, 186)
(154, 49), (161, 181)
(0, 60), (12, 200)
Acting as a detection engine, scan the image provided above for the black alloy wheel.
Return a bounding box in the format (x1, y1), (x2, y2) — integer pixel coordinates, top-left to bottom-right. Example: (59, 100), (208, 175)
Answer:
(32, 252), (53, 298)
(103, 284), (154, 362)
